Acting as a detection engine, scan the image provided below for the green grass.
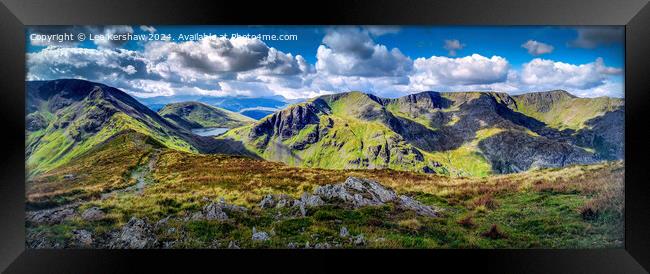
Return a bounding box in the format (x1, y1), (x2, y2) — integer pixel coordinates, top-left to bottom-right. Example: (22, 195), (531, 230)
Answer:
(158, 101), (254, 129)
(26, 135), (624, 248)
(512, 94), (623, 130)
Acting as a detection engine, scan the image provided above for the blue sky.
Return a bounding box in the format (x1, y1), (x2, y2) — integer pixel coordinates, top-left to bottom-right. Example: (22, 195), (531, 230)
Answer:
(25, 25), (624, 99)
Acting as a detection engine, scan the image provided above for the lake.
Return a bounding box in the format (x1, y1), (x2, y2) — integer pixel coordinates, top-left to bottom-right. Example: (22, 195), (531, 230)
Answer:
(191, 127), (229, 137)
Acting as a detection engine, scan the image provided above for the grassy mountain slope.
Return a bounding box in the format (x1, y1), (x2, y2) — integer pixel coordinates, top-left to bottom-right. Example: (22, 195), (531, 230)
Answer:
(511, 90), (624, 130)
(222, 92), (440, 174)
(158, 101), (255, 130)
(25, 80), (215, 176)
(222, 90), (621, 177)
(27, 129), (161, 207)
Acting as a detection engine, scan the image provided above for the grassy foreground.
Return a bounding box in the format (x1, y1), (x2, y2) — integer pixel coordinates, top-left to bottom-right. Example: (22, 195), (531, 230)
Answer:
(26, 132), (624, 248)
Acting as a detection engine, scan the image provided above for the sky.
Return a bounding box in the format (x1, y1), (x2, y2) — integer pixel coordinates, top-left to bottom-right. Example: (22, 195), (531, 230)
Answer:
(25, 25), (625, 99)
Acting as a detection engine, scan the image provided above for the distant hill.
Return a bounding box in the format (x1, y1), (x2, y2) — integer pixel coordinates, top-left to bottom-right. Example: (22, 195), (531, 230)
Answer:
(137, 95), (292, 115)
(220, 90), (623, 176)
(238, 107), (279, 120)
(158, 101), (255, 130)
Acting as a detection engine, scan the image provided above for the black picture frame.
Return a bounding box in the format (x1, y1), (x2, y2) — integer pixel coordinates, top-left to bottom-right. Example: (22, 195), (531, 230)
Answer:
(1, 0), (649, 273)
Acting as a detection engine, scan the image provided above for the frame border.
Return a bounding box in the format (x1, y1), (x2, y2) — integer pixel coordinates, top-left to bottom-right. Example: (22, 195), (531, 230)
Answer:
(1, 0), (648, 273)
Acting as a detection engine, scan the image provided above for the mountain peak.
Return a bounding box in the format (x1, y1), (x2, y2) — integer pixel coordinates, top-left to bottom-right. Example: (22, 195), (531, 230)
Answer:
(518, 89), (577, 99)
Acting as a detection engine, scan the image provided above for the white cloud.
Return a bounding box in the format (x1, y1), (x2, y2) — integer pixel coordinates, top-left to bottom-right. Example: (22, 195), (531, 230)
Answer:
(146, 36), (309, 78)
(410, 54), (510, 89)
(315, 28), (413, 77)
(26, 27), (624, 99)
(26, 46), (151, 82)
(521, 57), (621, 90)
(443, 39), (465, 56)
(522, 40), (554, 56)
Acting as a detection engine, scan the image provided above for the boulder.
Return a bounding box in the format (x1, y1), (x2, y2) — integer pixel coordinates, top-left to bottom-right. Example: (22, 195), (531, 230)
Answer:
(259, 195), (275, 208)
(398, 195), (440, 217)
(339, 226), (349, 238)
(203, 203), (228, 221)
(26, 205), (76, 225)
(228, 241), (240, 249)
(110, 217), (157, 249)
(259, 194), (295, 209)
(315, 242), (331, 249)
(81, 207), (105, 221)
(251, 227), (270, 241)
(71, 229), (93, 247)
(191, 198), (247, 221)
(300, 192), (324, 207)
(314, 177), (397, 207)
(218, 197), (248, 212)
(352, 234), (365, 246)
(312, 177), (441, 217)
(26, 231), (63, 249)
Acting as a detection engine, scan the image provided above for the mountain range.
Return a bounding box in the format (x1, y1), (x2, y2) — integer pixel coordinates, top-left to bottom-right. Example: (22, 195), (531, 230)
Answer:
(135, 94), (298, 119)
(25, 79), (624, 177)
(219, 90), (623, 176)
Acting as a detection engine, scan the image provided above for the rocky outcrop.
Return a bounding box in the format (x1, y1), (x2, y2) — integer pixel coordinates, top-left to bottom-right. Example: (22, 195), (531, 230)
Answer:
(339, 226), (349, 238)
(479, 131), (598, 173)
(71, 229), (93, 247)
(249, 103), (324, 145)
(201, 203), (229, 221)
(26, 204), (77, 225)
(192, 198), (247, 221)
(315, 177), (398, 207)
(26, 112), (48, 131)
(81, 207), (105, 221)
(251, 227), (270, 241)
(256, 177), (440, 217)
(314, 177), (441, 217)
(398, 196), (439, 217)
(109, 217), (157, 249)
